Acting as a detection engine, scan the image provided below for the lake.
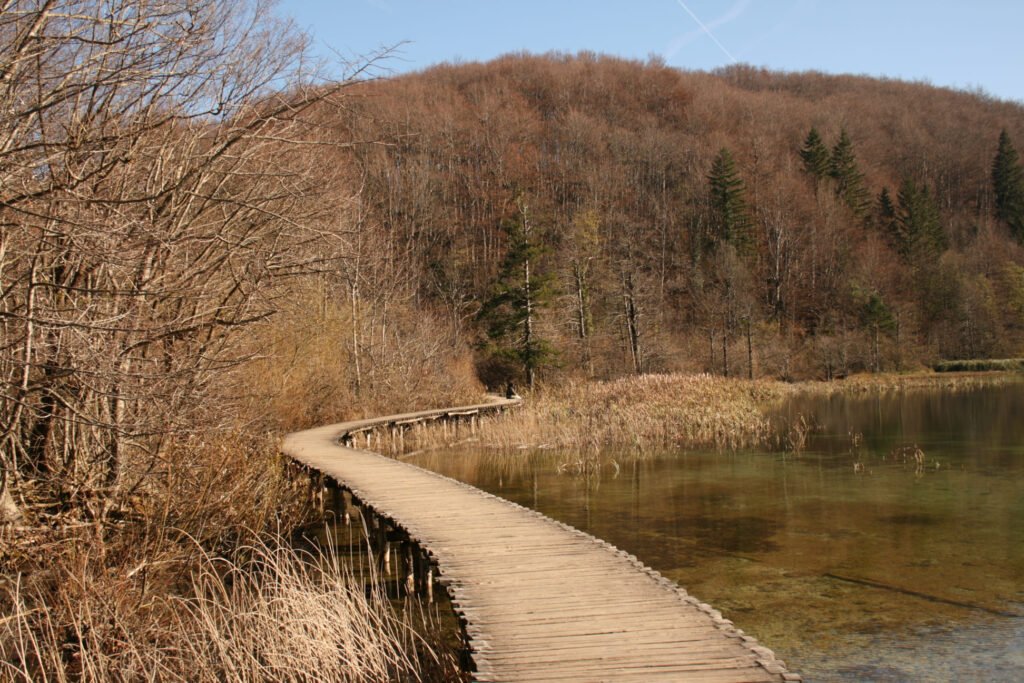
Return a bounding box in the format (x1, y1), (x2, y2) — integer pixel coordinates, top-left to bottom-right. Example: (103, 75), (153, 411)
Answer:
(407, 380), (1024, 682)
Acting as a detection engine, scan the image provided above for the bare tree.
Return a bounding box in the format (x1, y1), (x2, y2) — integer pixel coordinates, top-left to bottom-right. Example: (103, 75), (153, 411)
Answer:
(0, 0), (370, 523)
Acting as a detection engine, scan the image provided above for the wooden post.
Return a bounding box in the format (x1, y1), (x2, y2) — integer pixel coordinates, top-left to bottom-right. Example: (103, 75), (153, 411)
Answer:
(341, 489), (353, 526)
(327, 478), (341, 522)
(315, 473), (326, 515)
(375, 517), (391, 574)
(416, 549), (434, 602)
(403, 543), (415, 596)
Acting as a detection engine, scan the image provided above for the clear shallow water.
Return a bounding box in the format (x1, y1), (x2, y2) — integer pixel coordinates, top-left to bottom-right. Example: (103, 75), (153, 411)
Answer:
(407, 381), (1024, 682)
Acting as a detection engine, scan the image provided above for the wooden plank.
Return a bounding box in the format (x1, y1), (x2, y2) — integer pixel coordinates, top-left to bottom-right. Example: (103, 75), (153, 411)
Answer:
(282, 397), (801, 682)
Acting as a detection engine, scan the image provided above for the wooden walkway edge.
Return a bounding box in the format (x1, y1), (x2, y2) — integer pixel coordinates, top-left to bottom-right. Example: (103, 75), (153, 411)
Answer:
(283, 398), (802, 682)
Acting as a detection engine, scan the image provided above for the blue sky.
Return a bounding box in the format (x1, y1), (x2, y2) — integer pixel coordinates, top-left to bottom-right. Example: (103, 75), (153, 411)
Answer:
(277, 0), (1024, 103)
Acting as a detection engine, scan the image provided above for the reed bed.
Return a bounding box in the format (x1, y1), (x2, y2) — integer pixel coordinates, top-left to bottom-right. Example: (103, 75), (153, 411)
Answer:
(474, 374), (783, 452)
(1, 534), (434, 683)
(402, 371), (1023, 466)
(932, 358), (1024, 373)
(786, 369), (1024, 396)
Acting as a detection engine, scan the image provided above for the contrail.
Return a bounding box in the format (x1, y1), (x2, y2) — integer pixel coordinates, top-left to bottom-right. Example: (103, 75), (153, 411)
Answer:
(675, 0), (738, 63)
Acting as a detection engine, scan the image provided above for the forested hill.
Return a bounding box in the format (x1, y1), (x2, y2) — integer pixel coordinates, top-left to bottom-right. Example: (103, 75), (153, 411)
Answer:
(330, 52), (1024, 383)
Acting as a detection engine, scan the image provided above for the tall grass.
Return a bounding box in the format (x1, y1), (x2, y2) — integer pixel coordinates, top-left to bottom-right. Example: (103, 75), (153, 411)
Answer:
(0, 279), (486, 683)
(933, 358), (1024, 373)
(1, 534), (434, 683)
(0, 423), (453, 682)
(471, 374), (783, 452)
(787, 369), (1024, 395)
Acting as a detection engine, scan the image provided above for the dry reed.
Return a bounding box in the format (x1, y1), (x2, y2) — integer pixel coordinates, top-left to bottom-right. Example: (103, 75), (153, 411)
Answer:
(785, 370), (1024, 396)
(1, 534), (434, 683)
(471, 374), (783, 452)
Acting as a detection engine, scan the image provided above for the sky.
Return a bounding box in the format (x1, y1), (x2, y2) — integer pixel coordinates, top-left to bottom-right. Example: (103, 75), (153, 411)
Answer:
(276, 0), (1024, 104)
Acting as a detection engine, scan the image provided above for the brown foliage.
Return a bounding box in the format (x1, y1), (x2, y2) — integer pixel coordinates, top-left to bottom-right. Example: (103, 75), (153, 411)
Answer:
(325, 52), (1024, 384)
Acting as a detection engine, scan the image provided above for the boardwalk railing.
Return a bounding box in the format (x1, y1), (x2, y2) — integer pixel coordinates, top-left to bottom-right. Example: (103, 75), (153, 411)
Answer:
(283, 398), (802, 682)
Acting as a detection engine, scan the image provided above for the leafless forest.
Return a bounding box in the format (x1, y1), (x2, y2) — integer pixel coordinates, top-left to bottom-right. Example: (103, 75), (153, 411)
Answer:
(336, 53), (1024, 387)
(2, 1), (1024, 679)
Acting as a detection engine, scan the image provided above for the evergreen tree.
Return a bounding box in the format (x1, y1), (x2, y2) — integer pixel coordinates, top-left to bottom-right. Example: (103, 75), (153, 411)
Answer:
(829, 128), (870, 215)
(477, 207), (554, 389)
(992, 129), (1024, 243)
(859, 291), (896, 372)
(876, 187), (897, 233)
(894, 178), (946, 262)
(799, 127), (830, 180)
(708, 148), (752, 251)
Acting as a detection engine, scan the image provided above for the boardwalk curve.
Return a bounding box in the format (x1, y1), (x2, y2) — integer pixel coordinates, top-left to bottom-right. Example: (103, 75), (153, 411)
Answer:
(283, 399), (801, 682)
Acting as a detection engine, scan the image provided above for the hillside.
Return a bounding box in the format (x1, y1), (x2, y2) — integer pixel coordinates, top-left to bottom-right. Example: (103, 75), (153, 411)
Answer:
(326, 52), (1024, 384)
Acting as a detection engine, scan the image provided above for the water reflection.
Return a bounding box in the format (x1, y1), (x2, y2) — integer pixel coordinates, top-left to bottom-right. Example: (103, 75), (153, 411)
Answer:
(407, 381), (1024, 682)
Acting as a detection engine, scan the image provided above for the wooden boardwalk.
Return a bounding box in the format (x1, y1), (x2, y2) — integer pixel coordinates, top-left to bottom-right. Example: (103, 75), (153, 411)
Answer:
(283, 399), (801, 682)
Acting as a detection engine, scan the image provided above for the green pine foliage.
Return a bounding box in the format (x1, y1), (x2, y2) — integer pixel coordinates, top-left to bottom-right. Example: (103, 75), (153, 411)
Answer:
(893, 178), (946, 262)
(992, 129), (1024, 243)
(877, 187), (896, 223)
(799, 127), (831, 180)
(829, 128), (870, 215)
(860, 291), (896, 333)
(477, 211), (555, 388)
(708, 148), (752, 251)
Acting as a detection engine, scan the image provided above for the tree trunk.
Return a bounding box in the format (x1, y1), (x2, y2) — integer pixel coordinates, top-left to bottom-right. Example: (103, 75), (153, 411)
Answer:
(708, 328), (716, 374)
(722, 326), (729, 378)
(746, 318), (753, 380)
(872, 325), (880, 373)
(895, 314), (902, 372)
(350, 280), (362, 395)
(523, 258), (535, 390)
(573, 259), (593, 376)
(622, 272), (641, 374)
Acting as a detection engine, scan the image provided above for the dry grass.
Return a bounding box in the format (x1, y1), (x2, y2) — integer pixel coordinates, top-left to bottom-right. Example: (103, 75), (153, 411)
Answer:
(1, 279), (487, 683)
(406, 371), (1024, 463)
(471, 374), (783, 453)
(933, 358), (1024, 373)
(236, 287), (483, 431)
(785, 370), (1024, 396)
(1, 533), (435, 683)
(0, 425), (452, 683)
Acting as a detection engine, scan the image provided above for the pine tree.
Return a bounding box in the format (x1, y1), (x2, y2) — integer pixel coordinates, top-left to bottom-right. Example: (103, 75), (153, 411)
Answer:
(477, 206), (554, 389)
(992, 129), (1024, 243)
(894, 178), (946, 262)
(708, 148), (752, 251)
(876, 187), (897, 232)
(829, 128), (870, 215)
(799, 127), (830, 180)
(859, 291), (896, 372)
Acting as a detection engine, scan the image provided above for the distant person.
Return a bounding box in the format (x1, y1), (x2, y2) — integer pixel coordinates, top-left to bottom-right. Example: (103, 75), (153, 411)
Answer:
(505, 382), (520, 399)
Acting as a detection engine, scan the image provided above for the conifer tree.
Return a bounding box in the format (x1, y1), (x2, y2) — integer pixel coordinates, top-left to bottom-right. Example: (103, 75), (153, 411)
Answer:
(992, 129), (1024, 243)
(859, 291), (896, 372)
(799, 127), (830, 180)
(876, 187), (897, 232)
(894, 178), (946, 262)
(829, 128), (870, 215)
(708, 148), (752, 251)
(477, 206), (554, 389)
